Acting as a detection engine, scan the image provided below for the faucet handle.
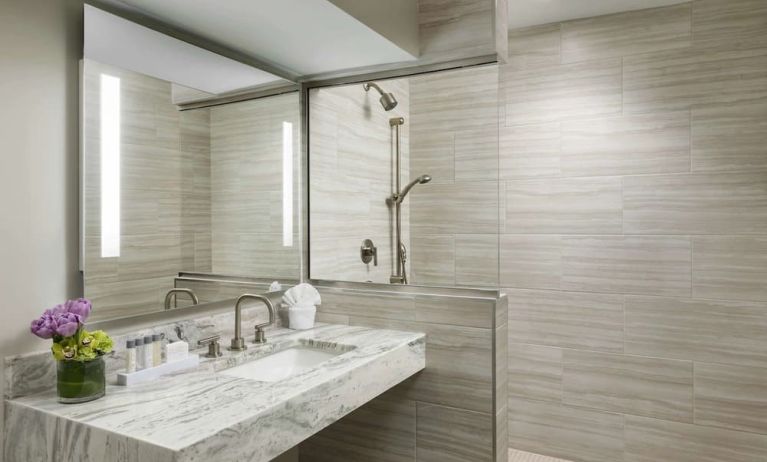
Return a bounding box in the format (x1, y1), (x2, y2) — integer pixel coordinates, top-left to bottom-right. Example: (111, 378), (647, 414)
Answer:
(198, 335), (222, 358)
(254, 326), (267, 344)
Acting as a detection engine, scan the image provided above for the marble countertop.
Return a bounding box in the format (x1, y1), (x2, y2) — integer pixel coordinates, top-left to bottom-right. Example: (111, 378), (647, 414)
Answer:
(5, 324), (426, 462)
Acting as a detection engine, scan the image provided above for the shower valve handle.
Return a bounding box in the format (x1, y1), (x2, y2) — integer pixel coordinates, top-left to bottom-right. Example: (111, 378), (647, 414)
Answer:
(360, 239), (378, 266)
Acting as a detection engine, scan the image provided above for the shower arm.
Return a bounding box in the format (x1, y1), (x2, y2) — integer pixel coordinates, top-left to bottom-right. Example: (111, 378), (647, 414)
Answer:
(363, 82), (384, 96)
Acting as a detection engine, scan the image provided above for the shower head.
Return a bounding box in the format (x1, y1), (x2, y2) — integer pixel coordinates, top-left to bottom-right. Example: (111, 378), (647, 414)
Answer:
(396, 174), (432, 204)
(363, 82), (398, 111)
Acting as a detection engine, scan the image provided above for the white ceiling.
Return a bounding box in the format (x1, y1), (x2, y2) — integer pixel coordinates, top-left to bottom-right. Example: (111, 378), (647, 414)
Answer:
(110, 0), (417, 77)
(84, 5), (285, 94)
(508, 0), (690, 30)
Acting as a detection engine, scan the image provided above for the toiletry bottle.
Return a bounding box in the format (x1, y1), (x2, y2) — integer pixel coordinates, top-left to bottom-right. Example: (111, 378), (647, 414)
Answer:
(126, 339), (136, 373)
(143, 336), (153, 369)
(135, 337), (145, 370)
(152, 333), (163, 367)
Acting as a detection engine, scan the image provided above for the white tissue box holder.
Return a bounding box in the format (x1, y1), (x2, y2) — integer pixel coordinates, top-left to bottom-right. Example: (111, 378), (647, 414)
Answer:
(117, 354), (200, 386)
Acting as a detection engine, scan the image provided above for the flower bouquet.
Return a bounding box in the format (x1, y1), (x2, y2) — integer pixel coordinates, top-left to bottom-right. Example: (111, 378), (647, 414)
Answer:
(30, 298), (113, 403)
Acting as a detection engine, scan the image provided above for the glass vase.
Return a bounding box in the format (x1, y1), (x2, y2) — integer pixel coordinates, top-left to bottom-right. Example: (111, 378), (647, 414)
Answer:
(56, 356), (106, 404)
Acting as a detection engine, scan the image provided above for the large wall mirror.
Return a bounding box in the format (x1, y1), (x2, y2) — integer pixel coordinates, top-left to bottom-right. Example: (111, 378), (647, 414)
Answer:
(308, 65), (501, 288)
(81, 7), (300, 321)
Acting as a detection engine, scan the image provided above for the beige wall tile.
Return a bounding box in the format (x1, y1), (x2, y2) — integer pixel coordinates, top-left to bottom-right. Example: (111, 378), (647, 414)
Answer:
(692, 99), (767, 172)
(299, 394), (416, 462)
(695, 362), (767, 434)
(623, 46), (767, 114)
(561, 112), (690, 177)
(625, 415), (767, 462)
(562, 350), (693, 422)
(505, 177), (623, 234)
(410, 234), (455, 286)
(507, 24), (561, 70)
(503, 58), (622, 126)
(693, 236), (767, 301)
(414, 295), (495, 328)
(507, 289), (624, 353)
(561, 4), (691, 64)
(349, 316), (493, 413)
(416, 403), (493, 462)
(411, 181), (499, 235)
(500, 235), (562, 290)
(507, 343), (563, 402)
(410, 130), (455, 184)
(454, 128), (499, 181)
(496, 322), (508, 414)
(418, 0), (494, 59)
(692, 0), (767, 49)
(561, 236), (692, 296)
(321, 291), (416, 321)
(411, 65), (498, 133)
(508, 397), (625, 462)
(625, 296), (767, 367)
(455, 234), (499, 287)
(624, 172), (767, 235)
(499, 122), (561, 180)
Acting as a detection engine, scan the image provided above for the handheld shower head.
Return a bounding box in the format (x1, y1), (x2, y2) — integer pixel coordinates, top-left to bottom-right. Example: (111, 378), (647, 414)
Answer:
(363, 82), (398, 111)
(395, 174), (432, 204)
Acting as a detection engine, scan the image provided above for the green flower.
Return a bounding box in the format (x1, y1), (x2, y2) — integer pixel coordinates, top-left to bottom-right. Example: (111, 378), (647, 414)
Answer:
(76, 345), (97, 361)
(89, 330), (114, 355)
(52, 337), (77, 361)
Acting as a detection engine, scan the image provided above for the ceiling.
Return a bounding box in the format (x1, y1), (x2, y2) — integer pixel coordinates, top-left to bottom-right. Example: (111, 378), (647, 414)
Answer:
(105, 0), (416, 77)
(85, 5), (285, 94)
(508, 0), (690, 30)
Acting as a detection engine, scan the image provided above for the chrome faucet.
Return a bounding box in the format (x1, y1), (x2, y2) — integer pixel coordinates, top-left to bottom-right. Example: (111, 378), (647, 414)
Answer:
(230, 294), (276, 351)
(164, 288), (199, 310)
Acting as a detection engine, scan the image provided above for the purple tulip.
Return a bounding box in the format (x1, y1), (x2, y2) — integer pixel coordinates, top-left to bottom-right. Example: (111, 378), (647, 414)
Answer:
(54, 312), (82, 337)
(30, 311), (57, 339)
(65, 298), (92, 321)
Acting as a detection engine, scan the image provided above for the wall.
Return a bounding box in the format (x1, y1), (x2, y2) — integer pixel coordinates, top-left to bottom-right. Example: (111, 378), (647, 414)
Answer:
(210, 92), (300, 278)
(0, 0), (83, 460)
(408, 64), (500, 287)
(418, 0), (496, 62)
(309, 80), (410, 283)
(299, 287), (507, 462)
(82, 60), (213, 320)
(501, 1), (767, 461)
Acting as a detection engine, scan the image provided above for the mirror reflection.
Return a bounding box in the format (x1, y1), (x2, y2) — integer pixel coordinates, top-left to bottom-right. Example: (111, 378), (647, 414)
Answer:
(81, 59), (300, 321)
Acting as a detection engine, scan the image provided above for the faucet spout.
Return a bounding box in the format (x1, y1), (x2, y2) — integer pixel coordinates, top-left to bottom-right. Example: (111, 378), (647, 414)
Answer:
(164, 288), (199, 310)
(231, 294), (276, 350)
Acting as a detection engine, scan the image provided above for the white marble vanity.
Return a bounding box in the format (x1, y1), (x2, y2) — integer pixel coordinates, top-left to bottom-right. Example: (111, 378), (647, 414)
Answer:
(4, 324), (425, 462)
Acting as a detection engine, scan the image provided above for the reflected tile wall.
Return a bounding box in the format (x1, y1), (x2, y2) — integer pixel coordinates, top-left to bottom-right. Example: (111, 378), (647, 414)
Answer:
(82, 60), (212, 320)
(209, 93), (300, 278)
(309, 79), (410, 283)
(501, 1), (767, 460)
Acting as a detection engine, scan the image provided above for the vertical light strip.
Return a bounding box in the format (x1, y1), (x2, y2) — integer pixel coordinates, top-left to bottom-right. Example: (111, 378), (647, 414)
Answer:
(100, 74), (121, 258)
(282, 121), (294, 247)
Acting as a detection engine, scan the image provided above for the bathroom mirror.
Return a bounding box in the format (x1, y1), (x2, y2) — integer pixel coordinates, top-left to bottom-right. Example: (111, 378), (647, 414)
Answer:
(81, 7), (301, 321)
(308, 65), (501, 288)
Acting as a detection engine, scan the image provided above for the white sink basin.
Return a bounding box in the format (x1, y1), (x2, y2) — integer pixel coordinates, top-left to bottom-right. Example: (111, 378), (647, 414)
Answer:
(220, 346), (345, 382)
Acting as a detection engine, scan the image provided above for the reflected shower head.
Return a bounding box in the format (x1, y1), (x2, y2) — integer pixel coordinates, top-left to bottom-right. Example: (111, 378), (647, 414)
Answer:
(396, 174), (432, 204)
(363, 82), (398, 111)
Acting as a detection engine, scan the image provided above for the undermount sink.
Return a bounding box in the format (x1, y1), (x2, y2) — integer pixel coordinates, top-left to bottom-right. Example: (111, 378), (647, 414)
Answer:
(220, 346), (348, 382)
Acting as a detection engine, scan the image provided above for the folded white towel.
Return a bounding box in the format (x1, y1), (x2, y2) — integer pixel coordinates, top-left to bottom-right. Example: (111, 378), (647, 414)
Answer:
(283, 283), (321, 307)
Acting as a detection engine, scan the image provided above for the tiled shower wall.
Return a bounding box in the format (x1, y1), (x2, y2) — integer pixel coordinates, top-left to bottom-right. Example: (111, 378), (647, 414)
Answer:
(82, 60), (212, 320)
(500, 1), (767, 461)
